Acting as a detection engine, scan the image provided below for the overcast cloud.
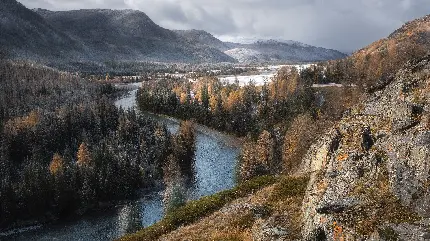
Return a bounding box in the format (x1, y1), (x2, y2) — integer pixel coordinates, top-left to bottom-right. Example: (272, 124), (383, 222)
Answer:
(19, 0), (430, 52)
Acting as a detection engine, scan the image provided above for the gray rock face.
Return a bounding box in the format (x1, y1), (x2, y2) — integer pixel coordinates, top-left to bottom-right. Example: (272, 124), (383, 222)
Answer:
(299, 56), (430, 240)
(252, 216), (291, 241)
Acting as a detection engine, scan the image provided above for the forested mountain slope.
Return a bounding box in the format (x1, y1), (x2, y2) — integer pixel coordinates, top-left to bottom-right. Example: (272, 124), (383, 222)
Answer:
(35, 9), (236, 63)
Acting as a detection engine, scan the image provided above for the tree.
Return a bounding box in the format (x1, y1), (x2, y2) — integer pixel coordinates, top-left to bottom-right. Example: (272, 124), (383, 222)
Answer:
(50, 153), (65, 175)
(282, 115), (318, 174)
(77, 142), (95, 208)
(77, 142), (92, 167)
(256, 130), (275, 170)
(171, 121), (196, 179)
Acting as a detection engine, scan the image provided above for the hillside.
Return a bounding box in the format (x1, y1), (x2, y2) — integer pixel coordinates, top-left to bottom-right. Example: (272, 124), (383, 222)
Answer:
(35, 9), (235, 63)
(0, 0), (83, 61)
(174, 29), (230, 51)
(121, 14), (430, 241)
(173, 31), (347, 63)
(225, 39), (347, 63)
(345, 14), (430, 88)
(299, 55), (430, 240)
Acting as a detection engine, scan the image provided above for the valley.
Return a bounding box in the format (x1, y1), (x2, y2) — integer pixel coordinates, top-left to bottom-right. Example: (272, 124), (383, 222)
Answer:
(1, 0), (430, 240)
(2, 85), (241, 240)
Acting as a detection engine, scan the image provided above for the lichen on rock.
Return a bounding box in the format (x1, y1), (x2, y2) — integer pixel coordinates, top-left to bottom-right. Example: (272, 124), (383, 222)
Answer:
(300, 56), (430, 240)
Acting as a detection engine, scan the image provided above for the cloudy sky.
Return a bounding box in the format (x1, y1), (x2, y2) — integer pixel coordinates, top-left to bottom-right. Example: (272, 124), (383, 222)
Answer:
(20, 0), (430, 52)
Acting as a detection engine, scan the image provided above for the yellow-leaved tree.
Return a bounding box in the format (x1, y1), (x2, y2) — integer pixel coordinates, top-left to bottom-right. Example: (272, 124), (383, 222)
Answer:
(49, 153), (65, 175)
(77, 142), (92, 167)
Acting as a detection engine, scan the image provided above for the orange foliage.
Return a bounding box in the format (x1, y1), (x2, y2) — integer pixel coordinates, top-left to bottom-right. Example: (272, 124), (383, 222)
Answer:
(5, 110), (40, 134)
(336, 153), (349, 162)
(50, 153), (65, 175)
(333, 222), (345, 241)
(77, 142), (92, 167)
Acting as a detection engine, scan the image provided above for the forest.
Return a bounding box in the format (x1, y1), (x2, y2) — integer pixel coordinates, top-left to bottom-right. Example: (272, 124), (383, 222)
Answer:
(0, 59), (196, 229)
(1, 28), (421, 229)
(136, 64), (360, 182)
(135, 33), (427, 183)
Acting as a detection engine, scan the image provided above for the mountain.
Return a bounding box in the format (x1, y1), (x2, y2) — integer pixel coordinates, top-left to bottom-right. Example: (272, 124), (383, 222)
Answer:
(0, 0), (83, 61)
(225, 39), (347, 63)
(34, 9), (235, 63)
(174, 29), (230, 51)
(0, 0), (345, 67)
(347, 14), (430, 88)
(175, 32), (347, 63)
(0, 1), (235, 65)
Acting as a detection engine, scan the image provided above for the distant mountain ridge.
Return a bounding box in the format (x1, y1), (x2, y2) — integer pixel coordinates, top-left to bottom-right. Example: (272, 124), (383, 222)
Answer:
(224, 39), (347, 63)
(34, 8), (236, 63)
(0, 0), (346, 67)
(175, 31), (347, 63)
(0, 0), (83, 61)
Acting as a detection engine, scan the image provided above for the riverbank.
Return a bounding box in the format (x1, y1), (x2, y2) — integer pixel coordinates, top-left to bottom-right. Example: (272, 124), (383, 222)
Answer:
(143, 111), (243, 148)
(0, 182), (164, 239)
(4, 82), (242, 241)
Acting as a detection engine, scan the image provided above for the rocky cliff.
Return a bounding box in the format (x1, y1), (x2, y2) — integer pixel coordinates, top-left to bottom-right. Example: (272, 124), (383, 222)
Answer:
(299, 55), (430, 240)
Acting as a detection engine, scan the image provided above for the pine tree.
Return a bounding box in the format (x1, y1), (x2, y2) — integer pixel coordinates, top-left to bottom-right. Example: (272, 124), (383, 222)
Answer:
(171, 121), (196, 178)
(77, 142), (91, 167)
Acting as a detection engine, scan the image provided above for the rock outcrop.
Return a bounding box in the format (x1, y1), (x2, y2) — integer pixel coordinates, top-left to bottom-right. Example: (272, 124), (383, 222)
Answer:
(299, 56), (430, 240)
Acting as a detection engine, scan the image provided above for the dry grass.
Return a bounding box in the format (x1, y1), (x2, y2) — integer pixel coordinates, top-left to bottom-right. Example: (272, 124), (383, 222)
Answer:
(119, 176), (278, 241)
(130, 176), (310, 241)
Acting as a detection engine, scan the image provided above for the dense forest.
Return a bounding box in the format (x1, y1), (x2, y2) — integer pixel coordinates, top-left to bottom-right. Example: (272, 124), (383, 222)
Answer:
(136, 65), (359, 182)
(0, 59), (196, 230)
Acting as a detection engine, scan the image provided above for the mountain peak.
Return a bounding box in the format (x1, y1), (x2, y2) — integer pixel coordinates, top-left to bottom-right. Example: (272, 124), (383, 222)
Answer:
(1, 2), (346, 66)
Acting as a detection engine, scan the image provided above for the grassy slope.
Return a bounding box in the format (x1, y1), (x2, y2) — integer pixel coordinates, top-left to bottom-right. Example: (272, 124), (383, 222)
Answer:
(119, 175), (308, 241)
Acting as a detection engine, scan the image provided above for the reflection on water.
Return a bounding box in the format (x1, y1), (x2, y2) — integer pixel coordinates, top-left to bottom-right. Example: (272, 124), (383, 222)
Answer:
(4, 83), (240, 241)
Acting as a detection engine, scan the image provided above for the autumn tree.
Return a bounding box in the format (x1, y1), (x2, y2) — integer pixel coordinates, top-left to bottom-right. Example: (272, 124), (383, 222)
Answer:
(77, 142), (92, 167)
(50, 153), (65, 175)
(171, 121), (196, 179)
(282, 114), (319, 174)
(256, 130), (275, 170)
(239, 130), (274, 182)
(77, 142), (95, 208)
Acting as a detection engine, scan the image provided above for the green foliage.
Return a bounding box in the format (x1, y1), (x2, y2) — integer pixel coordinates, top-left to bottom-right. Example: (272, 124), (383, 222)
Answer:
(378, 227), (400, 241)
(164, 184), (187, 214)
(120, 175), (277, 241)
(270, 176), (310, 202)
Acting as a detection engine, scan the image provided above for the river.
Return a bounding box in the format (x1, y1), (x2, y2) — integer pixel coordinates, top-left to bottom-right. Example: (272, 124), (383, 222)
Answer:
(4, 83), (241, 241)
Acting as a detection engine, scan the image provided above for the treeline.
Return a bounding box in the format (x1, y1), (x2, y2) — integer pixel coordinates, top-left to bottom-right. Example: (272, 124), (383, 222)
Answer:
(137, 65), (361, 182)
(137, 67), (315, 137)
(0, 60), (195, 229)
(0, 60), (117, 127)
(52, 60), (255, 80)
(162, 121), (196, 213)
(136, 67), (319, 182)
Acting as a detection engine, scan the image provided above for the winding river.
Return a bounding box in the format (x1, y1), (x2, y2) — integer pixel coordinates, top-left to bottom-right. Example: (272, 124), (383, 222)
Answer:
(4, 83), (241, 241)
